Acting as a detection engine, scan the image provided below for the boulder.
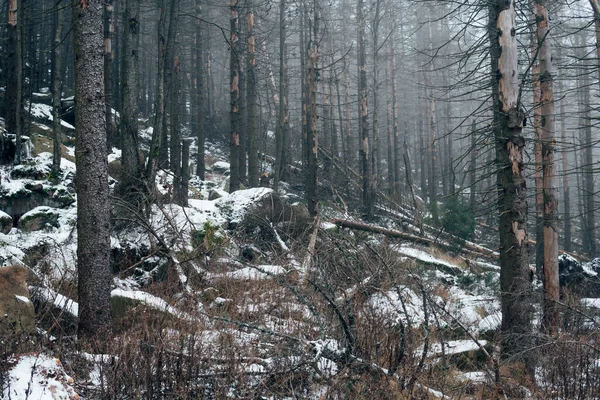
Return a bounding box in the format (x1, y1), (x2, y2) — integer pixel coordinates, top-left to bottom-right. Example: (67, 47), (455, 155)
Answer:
(18, 206), (61, 232)
(558, 254), (600, 297)
(0, 265), (36, 336)
(0, 210), (12, 234)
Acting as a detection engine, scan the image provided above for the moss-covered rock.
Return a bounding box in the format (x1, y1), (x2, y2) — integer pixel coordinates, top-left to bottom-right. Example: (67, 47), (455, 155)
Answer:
(18, 206), (61, 232)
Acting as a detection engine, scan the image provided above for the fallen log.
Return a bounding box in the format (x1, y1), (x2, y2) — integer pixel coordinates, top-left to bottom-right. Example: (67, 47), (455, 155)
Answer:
(331, 218), (499, 262)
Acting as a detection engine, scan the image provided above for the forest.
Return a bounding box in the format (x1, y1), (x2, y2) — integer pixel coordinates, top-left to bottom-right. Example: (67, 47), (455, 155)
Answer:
(1, 0), (600, 398)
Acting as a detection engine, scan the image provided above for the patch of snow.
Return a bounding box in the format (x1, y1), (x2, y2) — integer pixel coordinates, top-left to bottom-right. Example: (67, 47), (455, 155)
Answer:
(2, 353), (78, 400)
(216, 187), (274, 224)
(28, 102), (75, 130)
(581, 298), (600, 309)
(30, 286), (79, 317)
(416, 339), (487, 358)
(108, 147), (122, 163)
(211, 265), (288, 280)
(368, 287), (436, 328)
(478, 312), (501, 332)
(457, 371), (489, 383)
(13, 294), (31, 304)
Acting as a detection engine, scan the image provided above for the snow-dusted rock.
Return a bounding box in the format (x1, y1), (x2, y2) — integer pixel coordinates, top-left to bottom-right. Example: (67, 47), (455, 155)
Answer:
(18, 206), (61, 232)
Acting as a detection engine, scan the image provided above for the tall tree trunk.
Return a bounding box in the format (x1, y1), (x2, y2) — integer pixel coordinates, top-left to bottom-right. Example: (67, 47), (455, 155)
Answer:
(306, 0), (319, 216)
(559, 81), (571, 252)
(145, 1), (168, 192)
(274, 0), (286, 191)
(392, 47), (401, 198)
(247, 4), (259, 188)
(7, 0), (24, 165)
(469, 121), (477, 209)
(386, 60), (394, 196)
(51, 1), (63, 176)
(193, 1), (205, 180)
(371, 0), (382, 202)
(489, 0), (532, 366)
(72, 0), (112, 340)
(119, 0), (142, 206)
(532, 39), (544, 279)
(357, 0), (372, 219)
(229, 0), (241, 192)
(535, 0), (559, 334)
(104, 0), (115, 152)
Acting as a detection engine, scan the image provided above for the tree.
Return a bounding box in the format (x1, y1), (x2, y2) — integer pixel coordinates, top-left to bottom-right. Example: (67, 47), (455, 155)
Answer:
(72, 0), (112, 339)
(489, 0), (532, 365)
(229, 0), (241, 193)
(118, 0), (143, 207)
(51, 0), (63, 176)
(306, 0), (319, 216)
(357, 0), (372, 220)
(247, 2), (259, 188)
(104, 0), (115, 151)
(5, 0), (23, 165)
(535, 0), (559, 334)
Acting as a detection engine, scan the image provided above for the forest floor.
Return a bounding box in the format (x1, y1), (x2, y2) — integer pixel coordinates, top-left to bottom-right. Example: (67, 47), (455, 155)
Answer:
(1, 105), (600, 399)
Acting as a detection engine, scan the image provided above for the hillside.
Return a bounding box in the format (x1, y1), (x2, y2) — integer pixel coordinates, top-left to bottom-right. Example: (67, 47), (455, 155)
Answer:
(1, 108), (600, 399)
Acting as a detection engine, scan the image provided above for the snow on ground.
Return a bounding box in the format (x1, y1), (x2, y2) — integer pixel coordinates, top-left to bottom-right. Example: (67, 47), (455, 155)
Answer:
(208, 264), (289, 280)
(419, 339), (487, 358)
(29, 102), (75, 130)
(2, 353), (78, 400)
(30, 286), (79, 317)
(368, 286), (440, 328)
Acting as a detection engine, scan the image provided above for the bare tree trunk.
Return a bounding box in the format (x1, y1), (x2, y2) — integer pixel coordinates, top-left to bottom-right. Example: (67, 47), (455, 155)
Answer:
(535, 0), (559, 334)
(469, 121), (477, 209)
(119, 0), (142, 206)
(229, 0), (241, 192)
(7, 0), (24, 165)
(489, 0), (533, 366)
(386, 58), (394, 195)
(145, 2), (168, 192)
(392, 47), (401, 198)
(72, 0), (112, 340)
(104, 0), (115, 152)
(306, 0), (320, 216)
(51, 1), (63, 176)
(357, 0), (372, 219)
(531, 28), (545, 280)
(247, 3), (259, 188)
(193, 0), (205, 180)
(371, 0), (382, 197)
(559, 81), (571, 252)
(274, 0), (285, 190)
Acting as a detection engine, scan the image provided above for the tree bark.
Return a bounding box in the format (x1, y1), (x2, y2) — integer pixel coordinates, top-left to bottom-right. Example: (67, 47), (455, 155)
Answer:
(72, 0), (112, 340)
(247, 4), (259, 188)
(489, 0), (532, 366)
(145, 1), (168, 193)
(306, 0), (320, 216)
(273, 0), (286, 191)
(357, 0), (372, 219)
(104, 0), (115, 152)
(229, 0), (241, 192)
(193, 0), (205, 180)
(535, 0), (559, 334)
(118, 0), (143, 207)
(51, 1), (63, 176)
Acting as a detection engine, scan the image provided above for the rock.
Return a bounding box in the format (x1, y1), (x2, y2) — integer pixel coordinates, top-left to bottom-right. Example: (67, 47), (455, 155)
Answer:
(0, 210), (13, 234)
(0, 182), (75, 220)
(211, 161), (230, 174)
(18, 206), (61, 232)
(0, 265), (36, 336)
(208, 188), (228, 200)
(558, 254), (600, 297)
